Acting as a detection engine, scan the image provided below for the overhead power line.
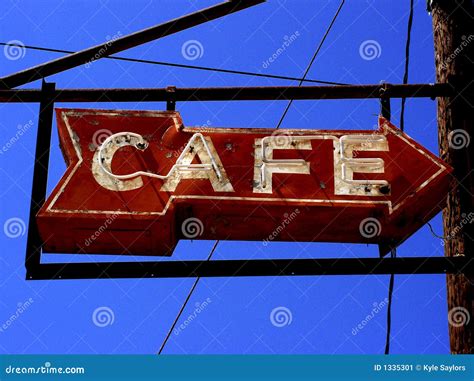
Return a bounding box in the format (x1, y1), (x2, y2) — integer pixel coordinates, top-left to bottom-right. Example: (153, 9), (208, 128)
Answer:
(0, 0), (266, 89)
(385, 249), (396, 355)
(156, 2), (347, 354)
(157, 241), (219, 354)
(0, 42), (348, 86)
(400, 0), (414, 132)
(385, 0), (414, 356)
(275, 0), (346, 129)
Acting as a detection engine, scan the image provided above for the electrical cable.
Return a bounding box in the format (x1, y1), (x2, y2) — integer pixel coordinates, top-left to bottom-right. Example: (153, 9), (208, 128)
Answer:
(385, 0), (415, 355)
(163, 1), (346, 354)
(427, 221), (446, 240)
(400, 0), (414, 131)
(0, 42), (349, 86)
(157, 240), (219, 354)
(159, 1), (345, 355)
(275, 0), (346, 129)
(384, 248), (396, 354)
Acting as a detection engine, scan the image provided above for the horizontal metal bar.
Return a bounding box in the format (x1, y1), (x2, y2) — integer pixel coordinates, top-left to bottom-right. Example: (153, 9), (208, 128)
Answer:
(27, 256), (472, 280)
(0, 83), (454, 103)
(0, 0), (265, 89)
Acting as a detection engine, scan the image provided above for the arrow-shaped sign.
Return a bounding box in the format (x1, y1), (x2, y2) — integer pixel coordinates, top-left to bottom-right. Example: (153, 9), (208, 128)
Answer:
(37, 109), (452, 256)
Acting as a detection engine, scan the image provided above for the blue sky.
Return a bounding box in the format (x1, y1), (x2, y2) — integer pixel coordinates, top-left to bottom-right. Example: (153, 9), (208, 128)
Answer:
(0, 0), (450, 354)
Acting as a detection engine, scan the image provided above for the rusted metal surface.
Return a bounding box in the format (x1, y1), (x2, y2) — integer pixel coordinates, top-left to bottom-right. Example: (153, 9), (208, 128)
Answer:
(0, 83), (454, 103)
(37, 108), (452, 256)
(28, 257), (474, 280)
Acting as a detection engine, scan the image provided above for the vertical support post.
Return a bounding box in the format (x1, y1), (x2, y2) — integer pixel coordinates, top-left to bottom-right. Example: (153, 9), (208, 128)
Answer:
(431, 0), (474, 354)
(166, 86), (176, 111)
(379, 82), (391, 120)
(25, 81), (56, 279)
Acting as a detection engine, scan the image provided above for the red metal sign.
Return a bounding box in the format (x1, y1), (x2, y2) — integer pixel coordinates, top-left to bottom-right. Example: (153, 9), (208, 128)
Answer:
(37, 109), (452, 256)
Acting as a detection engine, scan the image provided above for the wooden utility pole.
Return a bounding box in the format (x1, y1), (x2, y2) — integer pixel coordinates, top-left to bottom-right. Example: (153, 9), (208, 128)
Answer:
(431, 0), (473, 354)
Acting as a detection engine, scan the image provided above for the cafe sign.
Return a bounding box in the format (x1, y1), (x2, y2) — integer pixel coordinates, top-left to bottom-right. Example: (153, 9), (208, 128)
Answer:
(37, 109), (451, 256)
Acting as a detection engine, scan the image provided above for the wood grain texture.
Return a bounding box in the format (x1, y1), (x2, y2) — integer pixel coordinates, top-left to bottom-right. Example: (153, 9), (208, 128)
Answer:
(432, 0), (474, 354)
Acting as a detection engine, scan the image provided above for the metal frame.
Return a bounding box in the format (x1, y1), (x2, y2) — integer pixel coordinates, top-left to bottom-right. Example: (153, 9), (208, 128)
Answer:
(25, 81), (56, 279)
(1, 0), (469, 280)
(0, 83), (454, 103)
(28, 257), (474, 280)
(19, 81), (473, 281)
